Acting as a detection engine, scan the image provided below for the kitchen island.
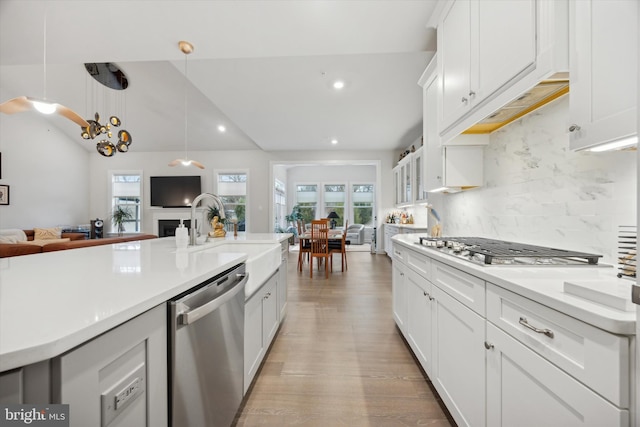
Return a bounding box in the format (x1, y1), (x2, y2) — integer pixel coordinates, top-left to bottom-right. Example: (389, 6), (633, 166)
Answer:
(0, 233), (290, 426)
(391, 233), (636, 427)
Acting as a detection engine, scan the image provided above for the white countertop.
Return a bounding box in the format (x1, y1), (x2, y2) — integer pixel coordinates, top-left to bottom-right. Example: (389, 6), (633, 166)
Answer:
(0, 233), (291, 372)
(392, 234), (636, 335)
(385, 223), (429, 229)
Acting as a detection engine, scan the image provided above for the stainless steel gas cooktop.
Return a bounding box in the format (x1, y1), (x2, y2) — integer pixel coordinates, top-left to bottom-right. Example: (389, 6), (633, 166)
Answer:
(416, 237), (605, 267)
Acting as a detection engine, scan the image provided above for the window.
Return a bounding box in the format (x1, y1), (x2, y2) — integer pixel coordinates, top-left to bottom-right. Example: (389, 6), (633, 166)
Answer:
(216, 172), (247, 231)
(352, 184), (374, 226)
(274, 179), (286, 231)
(324, 184), (345, 227)
(296, 184), (317, 224)
(111, 172), (142, 232)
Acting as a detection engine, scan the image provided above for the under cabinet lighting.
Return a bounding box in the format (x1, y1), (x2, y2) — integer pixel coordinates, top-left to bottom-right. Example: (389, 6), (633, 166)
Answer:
(331, 139), (338, 145)
(588, 135), (638, 152)
(217, 125), (226, 133)
(333, 80), (345, 90)
(429, 187), (448, 193)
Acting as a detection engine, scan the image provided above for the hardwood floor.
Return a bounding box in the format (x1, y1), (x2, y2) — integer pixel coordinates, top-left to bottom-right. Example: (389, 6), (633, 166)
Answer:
(234, 251), (455, 426)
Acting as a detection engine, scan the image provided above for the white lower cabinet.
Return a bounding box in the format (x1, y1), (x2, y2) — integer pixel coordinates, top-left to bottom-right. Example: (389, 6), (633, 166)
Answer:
(392, 261), (408, 334)
(486, 323), (628, 426)
(277, 253), (288, 321)
(406, 268), (434, 376)
(391, 242), (632, 427)
(244, 271), (279, 394)
(431, 285), (486, 427)
(53, 304), (167, 427)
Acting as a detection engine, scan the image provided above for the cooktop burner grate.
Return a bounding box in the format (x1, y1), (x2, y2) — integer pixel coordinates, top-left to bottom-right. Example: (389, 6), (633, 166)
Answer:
(418, 237), (602, 265)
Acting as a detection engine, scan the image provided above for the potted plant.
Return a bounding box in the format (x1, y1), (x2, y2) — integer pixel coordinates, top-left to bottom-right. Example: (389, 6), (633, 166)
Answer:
(284, 205), (303, 244)
(110, 206), (133, 235)
(207, 205), (226, 224)
(285, 205), (302, 228)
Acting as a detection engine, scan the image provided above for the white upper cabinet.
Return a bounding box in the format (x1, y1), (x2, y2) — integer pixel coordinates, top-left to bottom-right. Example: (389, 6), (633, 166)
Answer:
(440, 0), (473, 130)
(441, 0), (537, 131)
(413, 147), (428, 203)
(393, 154), (413, 207)
(437, 0), (568, 143)
(420, 55), (488, 192)
(568, 0), (638, 151)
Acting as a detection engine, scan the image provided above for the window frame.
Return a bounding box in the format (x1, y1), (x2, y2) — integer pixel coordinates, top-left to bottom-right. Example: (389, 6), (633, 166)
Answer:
(351, 183), (375, 227)
(108, 170), (143, 233)
(214, 169), (249, 232)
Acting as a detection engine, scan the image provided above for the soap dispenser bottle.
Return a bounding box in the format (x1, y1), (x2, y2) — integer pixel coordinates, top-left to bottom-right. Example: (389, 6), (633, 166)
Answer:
(175, 219), (189, 249)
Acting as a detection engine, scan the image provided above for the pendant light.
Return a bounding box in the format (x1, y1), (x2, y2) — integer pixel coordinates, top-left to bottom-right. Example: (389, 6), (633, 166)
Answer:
(0, 15), (89, 128)
(169, 41), (204, 170)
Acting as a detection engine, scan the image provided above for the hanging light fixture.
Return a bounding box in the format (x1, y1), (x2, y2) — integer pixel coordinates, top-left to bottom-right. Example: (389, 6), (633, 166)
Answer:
(169, 41), (204, 169)
(81, 63), (132, 157)
(0, 15), (89, 128)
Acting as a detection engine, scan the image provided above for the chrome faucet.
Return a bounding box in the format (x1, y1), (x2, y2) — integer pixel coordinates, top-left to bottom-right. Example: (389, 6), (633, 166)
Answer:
(190, 193), (226, 245)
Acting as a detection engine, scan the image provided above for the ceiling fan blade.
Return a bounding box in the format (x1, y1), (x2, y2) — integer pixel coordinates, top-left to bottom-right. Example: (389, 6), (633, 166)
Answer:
(168, 159), (185, 167)
(0, 96), (31, 114)
(191, 160), (205, 169)
(56, 104), (90, 127)
(1, 96), (89, 127)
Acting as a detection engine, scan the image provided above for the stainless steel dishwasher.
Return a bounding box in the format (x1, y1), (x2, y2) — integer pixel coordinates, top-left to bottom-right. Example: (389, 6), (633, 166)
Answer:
(169, 263), (248, 427)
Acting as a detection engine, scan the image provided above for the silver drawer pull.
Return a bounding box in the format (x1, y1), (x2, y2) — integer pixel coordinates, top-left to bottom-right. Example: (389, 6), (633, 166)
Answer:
(519, 317), (554, 338)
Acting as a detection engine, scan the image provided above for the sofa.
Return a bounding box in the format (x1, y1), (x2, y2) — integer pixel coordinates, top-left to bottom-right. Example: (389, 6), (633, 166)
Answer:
(0, 229), (157, 258)
(345, 224), (365, 245)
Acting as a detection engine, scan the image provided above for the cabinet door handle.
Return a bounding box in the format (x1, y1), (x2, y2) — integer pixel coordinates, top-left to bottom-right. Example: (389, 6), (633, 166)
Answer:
(568, 124), (581, 132)
(461, 97), (468, 104)
(423, 291), (428, 296)
(469, 90), (476, 97)
(519, 317), (554, 338)
(484, 342), (494, 350)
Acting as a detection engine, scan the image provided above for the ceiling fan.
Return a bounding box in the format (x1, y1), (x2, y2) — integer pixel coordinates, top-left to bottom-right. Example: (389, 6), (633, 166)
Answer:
(0, 16), (89, 128)
(169, 41), (205, 170)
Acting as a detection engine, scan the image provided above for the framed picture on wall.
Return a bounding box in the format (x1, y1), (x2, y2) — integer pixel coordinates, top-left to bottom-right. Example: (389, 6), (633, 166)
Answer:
(0, 185), (9, 205)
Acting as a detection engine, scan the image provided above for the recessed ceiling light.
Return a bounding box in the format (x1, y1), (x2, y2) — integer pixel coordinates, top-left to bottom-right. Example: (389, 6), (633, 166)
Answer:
(333, 81), (345, 90)
(217, 125), (226, 133)
(331, 139), (338, 145)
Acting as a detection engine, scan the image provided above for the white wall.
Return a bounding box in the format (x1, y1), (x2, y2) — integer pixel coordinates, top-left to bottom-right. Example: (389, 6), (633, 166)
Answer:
(87, 149), (397, 239)
(0, 112), (90, 229)
(433, 96), (636, 264)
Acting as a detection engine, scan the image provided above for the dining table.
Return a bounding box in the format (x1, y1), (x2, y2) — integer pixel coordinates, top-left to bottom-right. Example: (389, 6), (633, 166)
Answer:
(298, 229), (347, 274)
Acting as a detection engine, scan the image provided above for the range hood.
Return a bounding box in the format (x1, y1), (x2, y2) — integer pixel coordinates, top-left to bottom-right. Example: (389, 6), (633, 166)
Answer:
(462, 74), (569, 135)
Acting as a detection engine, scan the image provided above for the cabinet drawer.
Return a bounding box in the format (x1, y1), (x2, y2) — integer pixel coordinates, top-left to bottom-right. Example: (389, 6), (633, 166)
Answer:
(486, 283), (630, 407)
(392, 244), (406, 264)
(431, 260), (485, 315)
(487, 323), (628, 426)
(406, 247), (431, 280)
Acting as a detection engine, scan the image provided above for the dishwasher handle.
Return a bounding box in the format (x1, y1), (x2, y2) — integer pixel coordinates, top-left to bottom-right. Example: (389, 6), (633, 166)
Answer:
(179, 273), (248, 325)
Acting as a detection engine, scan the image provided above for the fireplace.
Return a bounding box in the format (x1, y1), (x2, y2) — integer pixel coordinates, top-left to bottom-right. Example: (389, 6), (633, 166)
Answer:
(158, 220), (192, 238)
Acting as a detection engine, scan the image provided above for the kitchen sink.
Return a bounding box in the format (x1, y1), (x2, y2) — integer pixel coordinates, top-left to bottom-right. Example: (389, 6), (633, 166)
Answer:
(203, 242), (281, 298)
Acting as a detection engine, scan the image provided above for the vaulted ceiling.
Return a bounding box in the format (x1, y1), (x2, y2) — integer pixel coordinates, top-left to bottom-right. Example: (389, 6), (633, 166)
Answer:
(0, 0), (437, 153)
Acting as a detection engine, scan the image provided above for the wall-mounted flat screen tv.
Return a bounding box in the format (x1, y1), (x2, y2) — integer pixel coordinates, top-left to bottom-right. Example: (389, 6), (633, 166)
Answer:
(150, 176), (201, 208)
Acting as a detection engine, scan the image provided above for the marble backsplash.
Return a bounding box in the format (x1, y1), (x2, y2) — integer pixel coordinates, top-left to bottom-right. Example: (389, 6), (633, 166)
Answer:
(434, 96), (636, 265)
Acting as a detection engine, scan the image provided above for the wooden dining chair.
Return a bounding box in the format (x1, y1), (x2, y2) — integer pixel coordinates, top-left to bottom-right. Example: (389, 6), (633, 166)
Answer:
(297, 220), (311, 272)
(329, 219), (348, 271)
(309, 219), (330, 278)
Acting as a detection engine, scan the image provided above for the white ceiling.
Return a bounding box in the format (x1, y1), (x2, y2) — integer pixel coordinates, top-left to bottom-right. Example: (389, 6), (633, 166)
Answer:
(0, 0), (437, 153)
